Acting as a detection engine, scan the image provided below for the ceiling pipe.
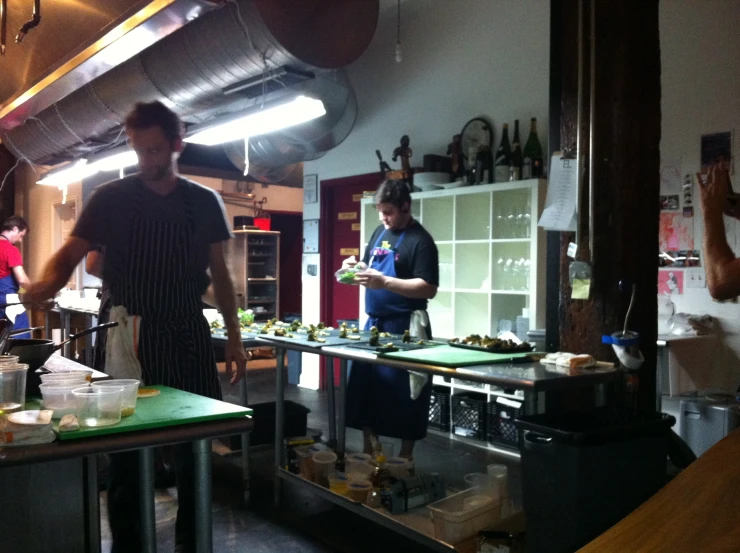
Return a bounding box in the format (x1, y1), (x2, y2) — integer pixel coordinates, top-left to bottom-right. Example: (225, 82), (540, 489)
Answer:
(1, 0), (376, 168)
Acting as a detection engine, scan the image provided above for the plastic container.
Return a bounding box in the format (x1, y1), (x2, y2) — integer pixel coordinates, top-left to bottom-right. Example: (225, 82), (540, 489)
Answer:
(487, 464), (510, 499)
(327, 472), (349, 495)
(0, 363), (28, 415)
(39, 381), (90, 418)
(93, 379), (140, 417)
(345, 452), (373, 474)
(346, 480), (372, 503)
(463, 472), (499, 499)
(73, 386), (124, 428)
(40, 369), (93, 383)
(297, 443), (329, 480)
(386, 457), (410, 479)
(428, 487), (502, 545)
(312, 450), (338, 487)
(346, 461), (375, 481)
(515, 407), (674, 553)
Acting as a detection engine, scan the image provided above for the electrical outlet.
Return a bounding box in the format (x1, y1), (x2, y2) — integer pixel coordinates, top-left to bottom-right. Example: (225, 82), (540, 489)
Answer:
(307, 264), (317, 276)
(685, 267), (706, 288)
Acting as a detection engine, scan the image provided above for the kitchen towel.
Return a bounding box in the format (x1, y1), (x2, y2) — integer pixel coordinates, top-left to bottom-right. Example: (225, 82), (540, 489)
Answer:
(408, 310), (430, 400)
(105, 305), (142, 381)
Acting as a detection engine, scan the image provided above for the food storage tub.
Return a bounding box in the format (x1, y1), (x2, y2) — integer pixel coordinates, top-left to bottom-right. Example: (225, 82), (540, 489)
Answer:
(40, 369), (92, 383)
(39, 381), (89, 418)
(73, 386), (124, 428)
(0, 363), (28, 415)
(93, 379), (140, 417)
(327, 472), (349, 495)
(312, 450), (338, 487)
(346, 480), (372, 503)
(346, 460), (375, 481)
(296, 443), (329, 480)
(386, 457), (410, 479)
(428, 487), (501, 545)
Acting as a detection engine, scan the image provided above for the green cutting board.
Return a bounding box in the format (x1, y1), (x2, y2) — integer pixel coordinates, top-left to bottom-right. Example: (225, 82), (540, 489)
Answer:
(54, 385), (252, 441)
(379, 345), (533, 367)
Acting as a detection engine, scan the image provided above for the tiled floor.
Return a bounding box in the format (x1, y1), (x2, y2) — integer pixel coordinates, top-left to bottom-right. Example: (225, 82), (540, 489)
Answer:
(100, 367), (521, 552)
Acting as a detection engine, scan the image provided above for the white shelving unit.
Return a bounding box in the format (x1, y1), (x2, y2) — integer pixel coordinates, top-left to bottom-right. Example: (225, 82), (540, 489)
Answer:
(359, 179), (547, 340)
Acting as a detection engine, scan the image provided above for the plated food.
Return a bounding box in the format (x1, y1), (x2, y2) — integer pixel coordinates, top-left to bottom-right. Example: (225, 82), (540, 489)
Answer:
(449, 334), (534, 353)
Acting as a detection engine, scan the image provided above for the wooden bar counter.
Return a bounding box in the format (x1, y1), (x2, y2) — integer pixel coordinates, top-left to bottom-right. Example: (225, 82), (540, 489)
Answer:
(578, 428), (740, 552)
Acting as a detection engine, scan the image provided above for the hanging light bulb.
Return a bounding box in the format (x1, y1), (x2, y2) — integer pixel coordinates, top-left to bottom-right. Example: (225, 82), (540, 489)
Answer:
(395, 0), (402, 63)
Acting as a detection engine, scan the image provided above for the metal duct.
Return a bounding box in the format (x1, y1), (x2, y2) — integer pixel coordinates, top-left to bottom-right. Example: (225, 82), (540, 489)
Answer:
(0, 0), (377, 166)
(223, 69), (357, 172)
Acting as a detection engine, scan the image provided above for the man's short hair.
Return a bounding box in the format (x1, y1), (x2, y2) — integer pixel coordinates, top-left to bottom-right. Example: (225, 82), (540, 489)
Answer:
(2, 215), (28, 233)
(374, 179), (411, 209)
(124, 101), (184, 143)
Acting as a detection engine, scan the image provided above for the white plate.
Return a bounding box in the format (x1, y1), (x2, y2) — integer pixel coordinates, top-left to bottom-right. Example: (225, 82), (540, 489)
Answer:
(7, 410), (53, 425)
(415, 183), (441, 192)
(439, 181), (467, 189)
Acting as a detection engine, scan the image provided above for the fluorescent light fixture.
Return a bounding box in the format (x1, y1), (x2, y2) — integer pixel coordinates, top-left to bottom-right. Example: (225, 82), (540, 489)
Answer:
(184, 95), (326, 146)
(37, 150), (139, 187)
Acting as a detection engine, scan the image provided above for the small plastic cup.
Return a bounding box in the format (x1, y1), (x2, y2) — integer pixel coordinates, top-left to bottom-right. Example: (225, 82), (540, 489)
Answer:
(40, 372), (88, 384)
(464, 472), (499, 500)
(73, 386), (124, 428)
(345, 452), (373, 472)
(312, 450), (338, 487)
(0, 355), (20, 365)
(0, 363), (28, 415)
(386, 457), (410, 479)
(346, 460), (375, 482)
(93, 379), (140, 417)
(39, 381), (89, 418)
(42, 368), (93, 383)
(346, 480), (372, 503)
(327, 472), (349, 495)
(487, 463), (510, 498)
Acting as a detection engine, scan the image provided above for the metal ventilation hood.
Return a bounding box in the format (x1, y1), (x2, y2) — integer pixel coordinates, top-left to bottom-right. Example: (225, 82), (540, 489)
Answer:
(0, 0), (378, 169)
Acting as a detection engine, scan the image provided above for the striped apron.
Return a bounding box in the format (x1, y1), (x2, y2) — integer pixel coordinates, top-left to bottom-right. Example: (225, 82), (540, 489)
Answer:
(106, 179), (219, 552)
(107, 180), (221, 399)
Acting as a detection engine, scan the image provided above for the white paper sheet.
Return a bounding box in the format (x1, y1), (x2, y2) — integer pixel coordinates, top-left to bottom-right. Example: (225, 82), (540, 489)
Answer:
(538, 155), (578, 231)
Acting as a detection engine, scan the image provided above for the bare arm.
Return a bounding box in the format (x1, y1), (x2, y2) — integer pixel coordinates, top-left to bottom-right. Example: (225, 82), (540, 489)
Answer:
(12, 266), (31, 289)
(209, 241), (248, 383)
(699, 164), (740, 299)
(355, 271), (438, 299)
(381, 276), (438, 299)
(85, 249), (104, 279)
(24, 237), (90, 303)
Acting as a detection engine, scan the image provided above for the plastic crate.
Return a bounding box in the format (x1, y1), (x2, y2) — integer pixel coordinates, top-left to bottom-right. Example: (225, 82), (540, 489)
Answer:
(428, 386), (451, 431)
(487, 396), (524, 448)
(428, 487), (502, 545)
(451, 392), (488, 440)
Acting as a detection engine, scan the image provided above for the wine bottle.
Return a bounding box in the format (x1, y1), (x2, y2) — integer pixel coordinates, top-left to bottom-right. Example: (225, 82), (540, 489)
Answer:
(510, 119), (523, 181)
(494, 124), (511, 183)
(523, 117), (544, 179)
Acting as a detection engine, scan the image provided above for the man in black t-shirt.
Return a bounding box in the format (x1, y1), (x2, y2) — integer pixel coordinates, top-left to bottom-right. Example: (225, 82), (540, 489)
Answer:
(344, 179), (439, 459)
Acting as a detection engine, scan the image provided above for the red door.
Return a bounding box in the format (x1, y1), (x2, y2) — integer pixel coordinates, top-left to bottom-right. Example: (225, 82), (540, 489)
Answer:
(319, 172), (384, 388)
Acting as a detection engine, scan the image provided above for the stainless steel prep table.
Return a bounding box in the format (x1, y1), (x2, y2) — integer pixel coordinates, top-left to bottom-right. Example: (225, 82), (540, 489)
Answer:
(262, 339), (618, 553)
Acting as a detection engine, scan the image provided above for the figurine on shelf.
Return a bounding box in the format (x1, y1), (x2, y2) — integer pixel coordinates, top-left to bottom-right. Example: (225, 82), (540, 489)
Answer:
(447, 134), (465, 178)
(392, 135), (413, 174)
(375, 149), (393, 176)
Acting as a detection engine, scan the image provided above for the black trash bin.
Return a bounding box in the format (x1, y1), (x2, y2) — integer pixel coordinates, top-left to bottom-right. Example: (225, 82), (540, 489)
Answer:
(514, 407), (675, 553)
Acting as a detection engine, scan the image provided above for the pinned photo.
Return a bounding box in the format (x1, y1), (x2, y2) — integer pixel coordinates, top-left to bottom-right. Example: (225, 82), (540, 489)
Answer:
(660, 195), (680, 211)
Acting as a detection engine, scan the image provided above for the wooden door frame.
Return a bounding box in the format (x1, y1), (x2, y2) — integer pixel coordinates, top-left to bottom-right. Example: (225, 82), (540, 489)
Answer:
(319, 172), (383, 326)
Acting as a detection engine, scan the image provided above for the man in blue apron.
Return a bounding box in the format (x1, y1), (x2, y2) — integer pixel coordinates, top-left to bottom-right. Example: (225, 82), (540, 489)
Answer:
(0, 216), (31, 337)
(25, 101), (248, 553)
(345, 179), (439, 460)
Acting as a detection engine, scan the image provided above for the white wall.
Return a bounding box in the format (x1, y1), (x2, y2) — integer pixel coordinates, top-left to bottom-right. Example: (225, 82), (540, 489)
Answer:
(660, 0), (740, 390)
(299, 0), (550, 387)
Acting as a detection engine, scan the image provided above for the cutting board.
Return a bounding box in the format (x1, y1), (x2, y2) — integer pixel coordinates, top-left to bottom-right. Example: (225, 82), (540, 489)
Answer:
(379, 345), (534, 367)
(55, 385), (252, 441)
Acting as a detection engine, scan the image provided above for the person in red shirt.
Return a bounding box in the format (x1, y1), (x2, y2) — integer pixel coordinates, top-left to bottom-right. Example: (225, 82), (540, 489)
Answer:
(0, 216), (31, 336)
